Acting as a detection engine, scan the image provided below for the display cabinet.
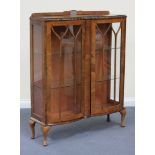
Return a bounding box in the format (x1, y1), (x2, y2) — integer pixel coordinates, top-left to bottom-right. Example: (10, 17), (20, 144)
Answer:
(29, 10), (127, 146)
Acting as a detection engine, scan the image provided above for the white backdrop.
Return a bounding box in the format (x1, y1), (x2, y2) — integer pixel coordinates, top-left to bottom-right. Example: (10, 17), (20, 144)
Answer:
(20, 0), (135, 106)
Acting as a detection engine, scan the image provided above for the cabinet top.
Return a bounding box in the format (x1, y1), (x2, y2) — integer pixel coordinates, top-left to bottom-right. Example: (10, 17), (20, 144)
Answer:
(30, 10), (126, 21)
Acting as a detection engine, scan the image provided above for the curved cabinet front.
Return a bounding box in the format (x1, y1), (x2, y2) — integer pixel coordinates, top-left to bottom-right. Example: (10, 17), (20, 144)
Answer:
(46, 21), (85, 124)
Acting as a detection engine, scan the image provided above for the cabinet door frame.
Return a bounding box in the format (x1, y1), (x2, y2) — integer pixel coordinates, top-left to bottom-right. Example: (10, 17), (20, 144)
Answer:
(90, 17), (126, 115)
(46, 20), (86, 124)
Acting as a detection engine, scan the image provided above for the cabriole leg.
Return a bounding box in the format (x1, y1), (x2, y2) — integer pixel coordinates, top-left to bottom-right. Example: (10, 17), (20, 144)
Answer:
(120, 108), (127, 127)
(29, 119), (36, 139)
(41, 125), (50, 146)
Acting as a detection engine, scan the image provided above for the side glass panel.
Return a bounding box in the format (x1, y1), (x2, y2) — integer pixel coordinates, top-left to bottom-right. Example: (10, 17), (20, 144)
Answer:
(48, 24), (83, 122)
(33, 24), (43, 117)
(94, 22), (121, 113)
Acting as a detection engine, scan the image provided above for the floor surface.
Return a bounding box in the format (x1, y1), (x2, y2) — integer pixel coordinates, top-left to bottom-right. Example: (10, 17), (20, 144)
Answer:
(20, 107), (135, 155)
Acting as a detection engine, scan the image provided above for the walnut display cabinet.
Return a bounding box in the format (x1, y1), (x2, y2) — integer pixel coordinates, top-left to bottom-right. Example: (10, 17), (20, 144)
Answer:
(29, 10), (127, 146)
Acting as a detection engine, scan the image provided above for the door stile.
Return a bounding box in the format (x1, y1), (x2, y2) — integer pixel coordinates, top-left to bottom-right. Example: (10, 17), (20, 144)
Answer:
(84, 20), (91, 116)
(81, 22), (86, 116)
(42, 21), (48, 124)
(119, 18), (126, 109)
(90, 21), (96, 114)
(30, 21), (34, 117)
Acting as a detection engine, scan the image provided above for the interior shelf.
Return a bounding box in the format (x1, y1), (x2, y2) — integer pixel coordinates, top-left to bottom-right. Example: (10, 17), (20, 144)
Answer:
(33, 80), (82, 89)
(96, 47), (120, 52)
(34, 47), (120, 56)
(102, 102), (120, 108)
(91, 100), (121, 116)
(96, 77), (119, 83)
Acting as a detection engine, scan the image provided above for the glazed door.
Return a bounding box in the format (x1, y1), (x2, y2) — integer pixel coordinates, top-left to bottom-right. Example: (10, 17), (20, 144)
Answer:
(46, 21), (85, 123)
(91, 19), (126, 115)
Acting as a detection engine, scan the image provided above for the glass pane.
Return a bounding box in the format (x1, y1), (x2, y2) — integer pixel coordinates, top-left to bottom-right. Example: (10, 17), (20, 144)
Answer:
(75, 29), (82, 84)
(33, 86), (43, 116)
(110, 22), (121, 102)
(62, 29), (75, 86)
(49, 25), (83, 122)
(110, 79), (120, 102)
(32, 24), (43, 116)
(53, 26), (67, 37)
(95, 81), (110, 106)
(50, 29), (60, 88)
(95, 22), (121, 108)
(33, 24), (43, 87)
